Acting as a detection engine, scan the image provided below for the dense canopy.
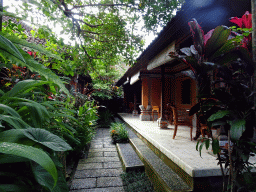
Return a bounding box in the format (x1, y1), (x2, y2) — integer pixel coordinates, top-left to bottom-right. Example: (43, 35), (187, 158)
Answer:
(8, 0), (183, 78)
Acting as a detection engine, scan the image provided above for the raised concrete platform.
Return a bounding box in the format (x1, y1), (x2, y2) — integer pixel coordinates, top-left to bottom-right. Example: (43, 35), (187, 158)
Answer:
(116, 143), (144, 172)
(117, 113), (256, 191)
(130, 136), (191, 191)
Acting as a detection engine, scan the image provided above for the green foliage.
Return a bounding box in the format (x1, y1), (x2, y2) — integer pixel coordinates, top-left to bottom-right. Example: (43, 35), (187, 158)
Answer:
(0, 32), (69, 95)
(97, 108), (113, 128)
(9, 0), (183, 75)
(0, 80), (73, 191)
(174, 17), (256, 191)
(110, 122), (129, 143)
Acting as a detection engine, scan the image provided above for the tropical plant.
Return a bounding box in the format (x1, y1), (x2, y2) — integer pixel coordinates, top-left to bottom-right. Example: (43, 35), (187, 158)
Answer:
(97, 108), (113, 128)
(0, 30), (69, 95)
(110, 122), (129, 144)
(0, 18), (76, 191)
(0, 80), (73, 191)
(72, 100), (98, 154)
(170, 12), (255, 191)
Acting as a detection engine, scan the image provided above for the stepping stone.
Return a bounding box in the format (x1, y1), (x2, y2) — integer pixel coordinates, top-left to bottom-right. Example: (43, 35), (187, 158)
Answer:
(116, 143), (144, 172)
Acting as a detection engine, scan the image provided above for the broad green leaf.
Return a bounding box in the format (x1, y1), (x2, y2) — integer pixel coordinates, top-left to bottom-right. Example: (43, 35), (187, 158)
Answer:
(3, 80), (51, 97)
(17, 101), (49, 128)
(0, 34), (25, 63)
(212, 139), (220, 154)
(229, 119), (246, 140)
(0, 142), (57, 187)
(205, 26), (231, 58)
(209, 39), (237, 61)
(52, 113), (78, 122)
(0, 104), (21, 118)
(199, 142), (204, 157)
(0, 129), (24, 143)
(211, 121), (227, 127)
(0, 154), (29, 164)
(1, 32), (63, 61)
(0, 34), (69, 95)
(32, 163), (55, 191)
(208, 110), (230, 122)
(0, 184), (30, 192)
(2, 97), (50, 127)
(213, 51), (241, 66)
(205, 138), (210, 150)
(78, 106), (83, 116)
(0, 114), (30, 129)
(52, 168), (69, 192)
(22, 128), (72, 151)
(0, 89), (4, 96)
(19, 49), (69, 95)
(33, 161), (69, 192)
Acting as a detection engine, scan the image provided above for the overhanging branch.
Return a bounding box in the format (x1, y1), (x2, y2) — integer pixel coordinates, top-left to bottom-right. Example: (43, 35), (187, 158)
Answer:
(71, 3), (138, 10)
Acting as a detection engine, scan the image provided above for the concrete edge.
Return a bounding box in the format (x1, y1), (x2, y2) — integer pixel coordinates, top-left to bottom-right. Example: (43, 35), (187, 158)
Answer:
(116, 113), (194, 188)
(116, 143), (145, 172)
(129, 138), (192, 192)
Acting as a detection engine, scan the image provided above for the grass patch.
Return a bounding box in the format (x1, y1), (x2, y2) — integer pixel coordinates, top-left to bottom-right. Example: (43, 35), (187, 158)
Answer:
(121, 171), (155, 192)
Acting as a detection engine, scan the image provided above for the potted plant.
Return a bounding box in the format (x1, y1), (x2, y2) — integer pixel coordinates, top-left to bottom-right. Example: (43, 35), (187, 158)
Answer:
(110, 122), (129, 144)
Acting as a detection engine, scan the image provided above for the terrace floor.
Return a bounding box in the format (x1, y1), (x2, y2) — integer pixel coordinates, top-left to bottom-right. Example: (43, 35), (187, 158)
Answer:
(118, 113), (256, 179)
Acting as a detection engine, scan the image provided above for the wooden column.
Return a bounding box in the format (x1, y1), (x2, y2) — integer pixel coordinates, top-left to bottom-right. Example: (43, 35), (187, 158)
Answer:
(252, 0), (256, 140)
(0, 0), (2, 32)
(147, 77), (152, 110)
(132, 93), (138, 116)
(158, 65), (168, 128)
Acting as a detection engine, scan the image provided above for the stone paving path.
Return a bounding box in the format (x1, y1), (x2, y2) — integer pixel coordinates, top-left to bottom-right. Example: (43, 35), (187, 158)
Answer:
(70, 128), (125, 192)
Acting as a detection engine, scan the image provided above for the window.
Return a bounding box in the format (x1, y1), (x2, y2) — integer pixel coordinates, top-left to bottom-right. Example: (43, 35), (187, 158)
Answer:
(181, 79), (191, 104)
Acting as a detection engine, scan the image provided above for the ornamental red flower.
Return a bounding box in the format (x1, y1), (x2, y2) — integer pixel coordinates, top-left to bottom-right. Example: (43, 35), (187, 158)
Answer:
(229, 11), (252, 29)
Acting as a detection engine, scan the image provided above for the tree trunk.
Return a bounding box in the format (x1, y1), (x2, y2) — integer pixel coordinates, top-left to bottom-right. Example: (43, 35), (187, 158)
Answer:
(253, 1), (256, 63)
(0, 0), (3, 31)
(252, 0), (256, 141)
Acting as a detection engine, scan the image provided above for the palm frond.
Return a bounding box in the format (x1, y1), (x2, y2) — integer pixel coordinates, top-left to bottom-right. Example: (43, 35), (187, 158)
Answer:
(0, 34), (69, 95)
(2, 32), (62, 60)
(2, 80), (51, 98)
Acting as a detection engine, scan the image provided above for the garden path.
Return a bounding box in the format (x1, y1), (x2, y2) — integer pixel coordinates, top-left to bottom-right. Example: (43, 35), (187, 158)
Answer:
(70, 128), (125, 192)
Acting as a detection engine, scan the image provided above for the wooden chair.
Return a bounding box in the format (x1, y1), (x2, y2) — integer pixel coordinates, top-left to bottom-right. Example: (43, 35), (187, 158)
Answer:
(128, 102), (134, 113)
(171, 105), (193, 141)
(165, 103), (174, 125)
(197, 115), (213, 138)
(152, 106), (160, 122)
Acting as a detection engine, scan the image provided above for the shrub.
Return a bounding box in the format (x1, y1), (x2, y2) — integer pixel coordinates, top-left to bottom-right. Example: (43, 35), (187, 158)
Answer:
(109, 122), (129, 144)
(97, 108), (113, 128)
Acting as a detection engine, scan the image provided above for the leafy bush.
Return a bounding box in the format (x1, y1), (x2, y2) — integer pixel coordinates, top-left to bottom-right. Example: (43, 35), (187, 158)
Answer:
(170, 12), (256, 192)
(109, 122), (129, 143)
(0, 80), (72, 191)
(97, 108), (113, 128)
(71, 100), (98, 156)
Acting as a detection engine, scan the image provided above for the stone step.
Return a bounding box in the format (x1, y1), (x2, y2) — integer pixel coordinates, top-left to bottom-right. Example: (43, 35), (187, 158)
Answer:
(115, 116), (192, 192)
(130, 137), (192, 192)
(116, 142), (144, 172)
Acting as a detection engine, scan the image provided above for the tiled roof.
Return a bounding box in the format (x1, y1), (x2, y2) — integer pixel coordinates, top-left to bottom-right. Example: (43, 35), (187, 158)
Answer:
(3, 16), (46, 46)
(115, 0), (251, 86)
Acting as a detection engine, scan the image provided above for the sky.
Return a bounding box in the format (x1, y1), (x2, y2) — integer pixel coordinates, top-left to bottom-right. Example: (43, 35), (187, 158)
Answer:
(4, 0), (158, 49)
